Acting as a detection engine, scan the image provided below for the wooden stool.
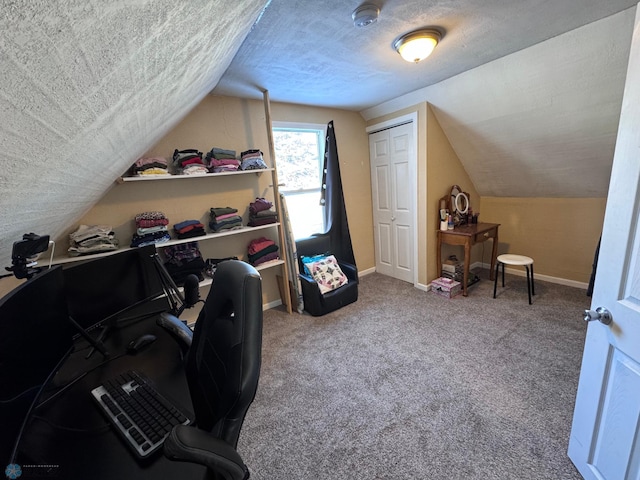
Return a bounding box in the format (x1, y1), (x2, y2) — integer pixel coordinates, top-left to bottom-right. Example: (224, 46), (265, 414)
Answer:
(493, 254), (535, 304)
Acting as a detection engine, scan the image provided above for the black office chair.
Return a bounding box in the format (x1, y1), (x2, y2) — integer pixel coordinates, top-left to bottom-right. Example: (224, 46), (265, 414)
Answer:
(162, 260), (263, 480)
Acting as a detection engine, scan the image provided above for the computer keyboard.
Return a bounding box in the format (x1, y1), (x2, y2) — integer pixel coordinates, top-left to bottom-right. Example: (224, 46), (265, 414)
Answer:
(91, 370), (193, 458)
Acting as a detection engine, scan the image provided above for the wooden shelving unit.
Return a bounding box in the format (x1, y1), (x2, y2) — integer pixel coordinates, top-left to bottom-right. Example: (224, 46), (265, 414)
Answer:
(53, 92), (292, 313)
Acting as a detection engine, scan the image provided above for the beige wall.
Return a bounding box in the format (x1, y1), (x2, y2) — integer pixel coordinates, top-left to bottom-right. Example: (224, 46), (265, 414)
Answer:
(25, 93), (603, 308)
(366, 103), (480, 285)
(0, 275), (24, 299)
(368, 102), (605, 287)
(269, 101), (374, 272)
(480, 197), (605, 283)
(55, 94), (374, 306)
(425, 104), (481, 281)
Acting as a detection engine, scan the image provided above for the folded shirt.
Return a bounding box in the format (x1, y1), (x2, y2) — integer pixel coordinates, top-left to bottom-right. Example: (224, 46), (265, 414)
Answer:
(248, 244), (279, 264)
(249, 198), (273, 215)
(210, 207), (238, 217)
(248, 216), (278, 227)
(130, 231), (171, 247)
(209, 217), (243, 232)
(248, 237), (275, 255)
(252, 251), (280, 266)
(174, 219), (202, 231)
(137, 225), (168, 236)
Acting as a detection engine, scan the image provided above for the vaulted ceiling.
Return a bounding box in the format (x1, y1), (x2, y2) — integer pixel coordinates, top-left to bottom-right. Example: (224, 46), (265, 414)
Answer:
(215, 0), (636, 199)
(0, 0), (636, 268)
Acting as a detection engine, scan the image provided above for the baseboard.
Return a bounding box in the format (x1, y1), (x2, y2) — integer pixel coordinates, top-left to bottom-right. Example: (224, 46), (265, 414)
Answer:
(264, 299), (283, 311)
(358, 266), (376, 277)
(361, 266), (428, 291)
(350, 262), (587, 292)
(477, 262), (588, 290)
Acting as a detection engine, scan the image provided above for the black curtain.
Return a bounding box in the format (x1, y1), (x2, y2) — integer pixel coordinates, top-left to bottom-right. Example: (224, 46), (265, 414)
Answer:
(319, 121), (356, 266)
(587, 236), (601, 297)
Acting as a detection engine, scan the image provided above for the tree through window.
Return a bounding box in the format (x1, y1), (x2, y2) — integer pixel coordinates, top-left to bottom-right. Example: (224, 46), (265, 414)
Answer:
(273, 122), (326, 239)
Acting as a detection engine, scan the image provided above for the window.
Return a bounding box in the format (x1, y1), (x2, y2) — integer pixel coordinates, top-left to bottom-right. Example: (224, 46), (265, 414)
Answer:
(273, 122), (326, 239)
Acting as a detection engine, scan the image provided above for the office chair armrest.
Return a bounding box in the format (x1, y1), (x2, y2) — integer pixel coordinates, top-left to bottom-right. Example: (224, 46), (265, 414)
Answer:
(157, 312), (193, 354)
(164, 425), (249, 480)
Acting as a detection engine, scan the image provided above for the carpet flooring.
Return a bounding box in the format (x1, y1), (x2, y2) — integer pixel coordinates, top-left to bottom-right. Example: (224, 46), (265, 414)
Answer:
(238, 270), (589, 479)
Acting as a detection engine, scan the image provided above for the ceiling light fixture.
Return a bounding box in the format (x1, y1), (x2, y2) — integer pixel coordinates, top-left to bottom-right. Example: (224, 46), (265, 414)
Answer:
(352, 4), (380, 28)
(393, 29), (442, 63)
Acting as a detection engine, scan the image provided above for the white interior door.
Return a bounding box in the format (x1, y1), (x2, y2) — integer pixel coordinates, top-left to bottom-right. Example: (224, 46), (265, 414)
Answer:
(369, 122), (415, 283)
(568, 6), (640, 478)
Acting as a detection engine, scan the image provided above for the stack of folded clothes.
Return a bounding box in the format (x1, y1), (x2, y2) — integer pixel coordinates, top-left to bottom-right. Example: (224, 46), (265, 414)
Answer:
(130, 211), (171, 247)
(239, 149), (268, 171)
(247, 237), (279, 267)
(130, 157), (170, 177)
(173, 219), (206, 239)
(205, 147), (240, 173)
(248, 197), (278, 226)
(209, 207), (243, 232)
(68, 225), (119, 256)
(172, 149), (208, 175)
(163, 242), (205, 285)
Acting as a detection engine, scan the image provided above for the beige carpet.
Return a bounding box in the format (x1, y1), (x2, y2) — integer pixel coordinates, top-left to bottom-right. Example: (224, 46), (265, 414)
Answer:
(239, 270), (588, 479)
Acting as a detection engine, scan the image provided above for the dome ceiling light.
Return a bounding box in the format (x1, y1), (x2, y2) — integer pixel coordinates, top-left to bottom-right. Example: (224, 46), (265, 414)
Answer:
(393, 29), (442, 63)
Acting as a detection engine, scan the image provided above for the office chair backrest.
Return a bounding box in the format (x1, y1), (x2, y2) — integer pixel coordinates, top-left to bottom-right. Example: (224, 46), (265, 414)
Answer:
(185, 260), (263, 448)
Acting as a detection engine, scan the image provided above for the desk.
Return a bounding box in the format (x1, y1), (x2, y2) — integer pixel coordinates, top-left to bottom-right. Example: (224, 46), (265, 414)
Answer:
(17, 312), (207, 480)
(437, 223), (500, 296)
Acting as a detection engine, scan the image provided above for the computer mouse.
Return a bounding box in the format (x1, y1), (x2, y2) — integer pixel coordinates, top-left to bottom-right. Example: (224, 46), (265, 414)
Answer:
(127, 333), (157, 354)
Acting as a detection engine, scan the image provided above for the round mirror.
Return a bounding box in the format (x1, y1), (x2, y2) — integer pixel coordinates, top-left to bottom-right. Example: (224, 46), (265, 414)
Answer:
(455, 192), (469, 215)
(449, 185), (462, 214)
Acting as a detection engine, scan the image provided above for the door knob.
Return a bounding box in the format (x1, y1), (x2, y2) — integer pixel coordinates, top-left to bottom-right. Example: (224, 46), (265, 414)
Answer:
(583, 307), (612, 325)
(391, 216), (396, 221)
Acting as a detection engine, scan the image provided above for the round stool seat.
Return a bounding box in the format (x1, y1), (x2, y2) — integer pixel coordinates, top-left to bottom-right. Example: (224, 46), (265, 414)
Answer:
(497, 254), (533, 266)
(494, 254), (535, 304)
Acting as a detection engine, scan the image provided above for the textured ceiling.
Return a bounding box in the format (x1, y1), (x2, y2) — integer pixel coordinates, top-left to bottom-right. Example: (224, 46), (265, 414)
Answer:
(215, 0), (637, 201)
(0, 0), (637, 270)
(214, 0), (638, 111)
(0, 0), (269, 269)
(362, 9), (635, 198)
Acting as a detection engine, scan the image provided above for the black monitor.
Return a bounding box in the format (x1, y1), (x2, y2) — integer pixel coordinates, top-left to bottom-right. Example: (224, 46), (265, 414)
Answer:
(61, 245), (166, 332)
(0, 265), (75, 464)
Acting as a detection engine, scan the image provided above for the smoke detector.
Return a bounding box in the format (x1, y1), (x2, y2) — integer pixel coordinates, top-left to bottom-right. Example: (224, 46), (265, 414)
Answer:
(352, 4), (379, 28)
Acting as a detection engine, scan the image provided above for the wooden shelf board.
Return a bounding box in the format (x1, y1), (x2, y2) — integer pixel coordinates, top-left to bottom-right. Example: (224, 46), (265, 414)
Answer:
(118, 168), (273, 183)
(52, 224), (280, 265)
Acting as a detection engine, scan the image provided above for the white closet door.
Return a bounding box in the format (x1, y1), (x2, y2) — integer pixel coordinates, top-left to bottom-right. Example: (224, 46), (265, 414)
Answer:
(369, 122), (414, 283)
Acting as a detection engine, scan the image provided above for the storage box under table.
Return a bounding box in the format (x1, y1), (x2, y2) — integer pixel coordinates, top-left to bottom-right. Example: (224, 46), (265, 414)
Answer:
(431, 277), (462, 298)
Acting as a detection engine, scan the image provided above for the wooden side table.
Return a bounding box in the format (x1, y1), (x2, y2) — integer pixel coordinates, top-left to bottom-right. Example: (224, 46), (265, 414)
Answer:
(436, 223), (500, 296)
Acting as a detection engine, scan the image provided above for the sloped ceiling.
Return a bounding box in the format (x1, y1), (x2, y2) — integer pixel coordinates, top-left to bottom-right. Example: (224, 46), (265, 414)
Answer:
(0, 1), (637, 269)
(361, 9), (635, 198)
(215, 0), (637, 111)
(0, 1), (268, 269)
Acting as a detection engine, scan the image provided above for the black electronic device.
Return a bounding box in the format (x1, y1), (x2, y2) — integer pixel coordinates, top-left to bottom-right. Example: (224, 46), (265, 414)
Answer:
(62, 245), (167, 333)
(5, 233), (51, 279)
(90, 370), (193, 458)
(182, 274), (201, 312)
(0, 266), (75, 464)
(126, 333), (157, 354)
